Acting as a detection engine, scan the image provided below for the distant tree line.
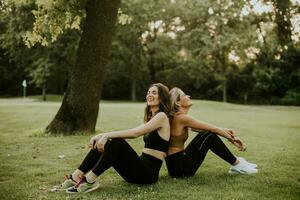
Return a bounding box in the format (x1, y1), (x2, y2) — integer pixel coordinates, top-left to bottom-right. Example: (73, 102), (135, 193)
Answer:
(1, 0), (299, 105)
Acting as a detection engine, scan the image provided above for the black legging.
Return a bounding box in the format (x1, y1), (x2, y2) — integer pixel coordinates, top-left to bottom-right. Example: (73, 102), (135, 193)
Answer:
(78, 138), (162, 184)
(165, 132), (237, 178)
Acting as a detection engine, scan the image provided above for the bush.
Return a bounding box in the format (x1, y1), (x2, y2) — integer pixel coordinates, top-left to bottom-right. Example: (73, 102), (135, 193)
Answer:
(281, 89), (300, 105)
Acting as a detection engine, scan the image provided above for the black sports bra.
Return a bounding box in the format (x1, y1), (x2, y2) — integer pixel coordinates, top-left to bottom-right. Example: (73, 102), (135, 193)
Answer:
(143, 130), (169, 152)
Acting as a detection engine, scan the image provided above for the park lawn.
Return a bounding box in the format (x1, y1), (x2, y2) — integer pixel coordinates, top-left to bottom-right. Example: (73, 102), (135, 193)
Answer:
(0, 97), (299, 200)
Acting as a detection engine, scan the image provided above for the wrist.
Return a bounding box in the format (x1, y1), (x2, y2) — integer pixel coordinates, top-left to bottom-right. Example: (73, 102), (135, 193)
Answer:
(212, 127), (221, 134)
(226, 132), (235, 141)
(220, 128), (234, 140)
(217, 127), (229, 137)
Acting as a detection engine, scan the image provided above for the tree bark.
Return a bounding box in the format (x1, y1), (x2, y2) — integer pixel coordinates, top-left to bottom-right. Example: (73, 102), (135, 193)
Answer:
(46, 0), (121, 134)
(42, 84), (47, 101)
(222, 78), (227, 103)
(273, 0), (292, 46)
(131, 78), (136, 101)
(244, 94), (248, 105)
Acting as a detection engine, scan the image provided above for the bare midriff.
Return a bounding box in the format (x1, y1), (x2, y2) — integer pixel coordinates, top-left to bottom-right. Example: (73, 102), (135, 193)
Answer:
(142, 148), (166, 161)
(168, 146), (184, 155)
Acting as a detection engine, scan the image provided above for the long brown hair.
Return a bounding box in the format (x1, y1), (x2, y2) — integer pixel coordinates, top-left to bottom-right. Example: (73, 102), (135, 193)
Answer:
(144, 83), (171, 122)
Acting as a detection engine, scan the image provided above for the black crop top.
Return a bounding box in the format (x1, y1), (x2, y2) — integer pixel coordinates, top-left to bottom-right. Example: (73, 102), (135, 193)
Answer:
(143, 130), (169, 152)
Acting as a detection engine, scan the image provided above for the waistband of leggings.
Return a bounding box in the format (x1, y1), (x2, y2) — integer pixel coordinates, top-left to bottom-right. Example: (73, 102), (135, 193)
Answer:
(166, 150), (184, 159)
(141, 153), (163, 165)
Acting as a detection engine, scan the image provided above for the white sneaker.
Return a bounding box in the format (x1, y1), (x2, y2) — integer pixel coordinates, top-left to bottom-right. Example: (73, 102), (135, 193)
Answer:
(229, 159), (258, 174)
(237, 157), (258, 168)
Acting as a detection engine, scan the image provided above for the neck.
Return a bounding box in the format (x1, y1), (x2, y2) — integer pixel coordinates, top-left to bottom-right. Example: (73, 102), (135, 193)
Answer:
(150, 106), (159, 116)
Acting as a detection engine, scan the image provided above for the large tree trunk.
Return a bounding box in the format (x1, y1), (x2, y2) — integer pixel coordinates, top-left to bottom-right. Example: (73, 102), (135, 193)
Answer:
(273, 0), (292, 46)
(46, 0), (121, 134)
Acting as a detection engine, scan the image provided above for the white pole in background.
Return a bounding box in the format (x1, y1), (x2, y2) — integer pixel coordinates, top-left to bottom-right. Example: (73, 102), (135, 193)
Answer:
(22, 80), (27, 100)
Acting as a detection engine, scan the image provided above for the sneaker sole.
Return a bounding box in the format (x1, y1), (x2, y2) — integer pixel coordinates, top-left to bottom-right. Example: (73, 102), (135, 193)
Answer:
(50, 186), (75, 192)
(84, 183), (100, 193)
(66, 183), (100, 194)
(228, 169), (241, 175)
(228, 168), (258, 175)
(66, 186), (78, 194)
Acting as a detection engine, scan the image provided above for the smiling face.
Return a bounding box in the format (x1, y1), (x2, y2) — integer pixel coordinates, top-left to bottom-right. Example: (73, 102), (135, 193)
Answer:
(144, 83), (170, 122)
(146, 86), (160, 107)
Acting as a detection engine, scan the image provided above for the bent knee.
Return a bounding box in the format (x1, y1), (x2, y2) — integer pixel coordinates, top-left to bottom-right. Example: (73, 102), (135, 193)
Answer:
(195, 131), (213, 139)
(104, 138), (125, 149)
(110, 138), (125, 145)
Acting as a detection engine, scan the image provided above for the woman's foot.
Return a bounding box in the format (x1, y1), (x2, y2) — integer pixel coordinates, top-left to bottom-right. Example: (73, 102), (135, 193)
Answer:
(229, 158), (258, 174)
(50, 175), (76, 192)
(66, 176), (100, 194)
(237, 157), (258, 168)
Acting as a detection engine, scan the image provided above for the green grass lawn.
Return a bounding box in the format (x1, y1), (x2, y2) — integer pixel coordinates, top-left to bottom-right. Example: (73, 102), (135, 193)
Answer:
(0, 97), (299, 200)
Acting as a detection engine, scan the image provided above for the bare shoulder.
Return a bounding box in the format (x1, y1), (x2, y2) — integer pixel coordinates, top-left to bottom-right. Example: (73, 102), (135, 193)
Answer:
(156, 112), (170, 139)
(155, 112), (168, 120)
(176, 114), (199, 127)
(175, 113), (191, 122)
(155, 112), (170, 129)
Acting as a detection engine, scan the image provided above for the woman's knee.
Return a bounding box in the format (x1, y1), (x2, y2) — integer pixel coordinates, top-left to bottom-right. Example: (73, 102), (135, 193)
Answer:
(195, 132), (219, 145)
(110, 138), (125, 143)
(195, 131), (213, 139)
(208, 132), (218, 139)
(106, 138), (126, 149)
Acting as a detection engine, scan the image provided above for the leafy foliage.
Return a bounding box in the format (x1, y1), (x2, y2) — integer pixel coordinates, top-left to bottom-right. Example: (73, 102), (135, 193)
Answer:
(1, 0), (300, 105)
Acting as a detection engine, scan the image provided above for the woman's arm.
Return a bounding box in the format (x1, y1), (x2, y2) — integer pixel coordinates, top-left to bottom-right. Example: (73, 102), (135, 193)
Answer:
(105, 112), (167, 139)
(180, 114), (246, 150)
(92, 112), (168, 151)
(179, 114), (234, 141)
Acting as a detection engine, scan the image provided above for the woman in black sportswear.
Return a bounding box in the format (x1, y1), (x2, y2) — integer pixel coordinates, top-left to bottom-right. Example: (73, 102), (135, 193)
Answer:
(52, 83), (171, 193)
(165, 87), (258, 178)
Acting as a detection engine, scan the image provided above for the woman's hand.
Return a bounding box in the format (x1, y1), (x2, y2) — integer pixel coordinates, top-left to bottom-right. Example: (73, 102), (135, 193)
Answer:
(222, 128), (236, 139)
(231, 137), (247, 151)
(89, 134), (102, 149)
(220, 128), (235, 143)
(96, 134), (108, 152)
(222, 128), (246, 151)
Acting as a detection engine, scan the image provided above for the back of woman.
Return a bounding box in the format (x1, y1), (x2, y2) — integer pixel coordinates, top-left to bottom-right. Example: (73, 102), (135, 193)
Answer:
(168, 114), (189, 155)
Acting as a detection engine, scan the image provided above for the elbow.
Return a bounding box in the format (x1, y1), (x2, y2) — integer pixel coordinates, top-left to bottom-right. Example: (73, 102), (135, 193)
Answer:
(131, 129), (140, 138)
(131, 133), (139, 138)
